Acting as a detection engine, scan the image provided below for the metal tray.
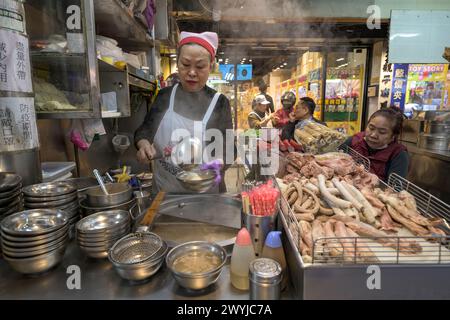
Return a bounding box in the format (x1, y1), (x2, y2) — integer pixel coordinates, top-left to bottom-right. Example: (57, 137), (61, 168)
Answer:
(277, 172), (450, 299)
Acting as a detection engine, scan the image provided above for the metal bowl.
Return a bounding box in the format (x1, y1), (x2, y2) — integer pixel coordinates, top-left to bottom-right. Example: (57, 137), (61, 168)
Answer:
(86, 183), (132, 207)
(0, 224), (69, 243)
(3, 244), (67, 274)
(1, 209), (68, 236)
(79, 196), (136, 217)
(0, 173), (22, 192)
(166, 241), (227, 290)
(23, 182), (76, 198)
(2, 230), (67, 250)
(24, 194), (78, 209)
(76, 210), (130, 234)
(24, 191), (77, 203)
(78, 245), (109, 259)
(2, 236), (68, 258)
(176, 169), (217, 193)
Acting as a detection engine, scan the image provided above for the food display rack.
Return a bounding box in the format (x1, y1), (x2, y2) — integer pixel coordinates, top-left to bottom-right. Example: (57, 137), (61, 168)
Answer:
(276, 149), (450, 299)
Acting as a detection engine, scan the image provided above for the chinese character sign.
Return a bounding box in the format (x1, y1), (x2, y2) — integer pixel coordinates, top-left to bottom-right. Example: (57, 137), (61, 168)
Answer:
(0, 29), (32, 92)
(390, 64), (408, 110)
(0, 97), (39, 152)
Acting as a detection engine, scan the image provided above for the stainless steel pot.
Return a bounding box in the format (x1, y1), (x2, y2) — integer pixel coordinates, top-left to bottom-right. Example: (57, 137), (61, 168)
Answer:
(79, 196), (136, 217)
(419, 134), (450, 151)
(424, 121), (450, 135)
(86, 183), (132, 207)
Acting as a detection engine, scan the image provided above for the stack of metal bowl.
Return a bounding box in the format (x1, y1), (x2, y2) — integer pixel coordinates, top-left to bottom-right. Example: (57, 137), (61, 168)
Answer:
(76, 210), (131, 259)
(108, 232), (168, 281)
(79, 183), (135, 217)
(0, 209), (69, 274)
(0, 173), (23, 219)
(23, 182), (80, 238)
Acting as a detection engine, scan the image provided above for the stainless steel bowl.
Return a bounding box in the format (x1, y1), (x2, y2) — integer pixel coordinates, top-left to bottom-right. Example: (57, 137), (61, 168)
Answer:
(78, 245), (109, 259)
(1, 230), (68, 250)
(2, 236), (68, 258)
(76, 210), (130, 234)
(3, 244), (67, 274)
(79, 196), (136, 217)
(23, 182), (76, 198)
(1, 209), (68, 236)
(0, 224), (69, 243)
(166, 241), (227, 290)
(86, 183), (132, 207)
(176, 169), (217, 193)
(24, 194), (78, 208)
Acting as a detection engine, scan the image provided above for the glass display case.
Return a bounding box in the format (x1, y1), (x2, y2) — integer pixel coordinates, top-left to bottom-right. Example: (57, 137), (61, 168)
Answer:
(25, 0), (155, 119)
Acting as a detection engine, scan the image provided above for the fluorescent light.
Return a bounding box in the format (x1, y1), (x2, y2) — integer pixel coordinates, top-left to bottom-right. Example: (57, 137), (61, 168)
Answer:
(218, 58), (223, 62)
(170, 54), (176, 57)
(242, 58), (246, 60)
(249, 59), (252, 62)
(283, 62), (287, 65)
(336, 58), (344, 62)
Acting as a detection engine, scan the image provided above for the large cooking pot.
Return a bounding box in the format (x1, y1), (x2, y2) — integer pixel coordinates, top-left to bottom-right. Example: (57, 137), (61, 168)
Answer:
(419, 134), (450, 151)
(424, 121), (450, 135)
(86, 183), (132, 207)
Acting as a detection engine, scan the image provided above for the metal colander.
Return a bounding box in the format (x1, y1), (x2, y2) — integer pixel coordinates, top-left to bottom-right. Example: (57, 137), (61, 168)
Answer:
(109, 232), (163, 264)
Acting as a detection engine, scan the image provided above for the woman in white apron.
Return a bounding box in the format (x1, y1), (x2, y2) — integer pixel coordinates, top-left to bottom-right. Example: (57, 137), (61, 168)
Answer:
(135, 31), (233, 193)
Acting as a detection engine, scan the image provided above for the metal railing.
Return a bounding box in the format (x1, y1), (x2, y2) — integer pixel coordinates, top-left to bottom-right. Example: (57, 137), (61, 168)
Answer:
(338, 144), (371, 171)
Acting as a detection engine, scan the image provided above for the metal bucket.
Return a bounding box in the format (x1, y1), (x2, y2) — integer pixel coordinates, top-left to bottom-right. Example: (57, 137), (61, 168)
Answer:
(86, 183), (132, 207)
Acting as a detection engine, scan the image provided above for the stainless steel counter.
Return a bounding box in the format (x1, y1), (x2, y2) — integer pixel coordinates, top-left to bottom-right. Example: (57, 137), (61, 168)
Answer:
(0, 241), (293, 300)
(403, 141), (450, 162)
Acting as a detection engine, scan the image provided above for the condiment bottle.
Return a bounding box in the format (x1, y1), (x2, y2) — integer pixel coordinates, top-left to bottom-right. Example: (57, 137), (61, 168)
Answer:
(230, 227), (256, 290)
(249, 258), (282, 300)
(261, 231), (288, 290)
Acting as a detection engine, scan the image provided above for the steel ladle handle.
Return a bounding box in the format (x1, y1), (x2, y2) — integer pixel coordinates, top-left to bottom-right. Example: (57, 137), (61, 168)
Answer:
(93, 169), (109, 195)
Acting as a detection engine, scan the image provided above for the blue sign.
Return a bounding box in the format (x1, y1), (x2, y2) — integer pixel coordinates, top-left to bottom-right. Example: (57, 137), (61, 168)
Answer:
(237, 64), (252, 80)
(218, 64), (252, 81)
(390, 63), (409, 110)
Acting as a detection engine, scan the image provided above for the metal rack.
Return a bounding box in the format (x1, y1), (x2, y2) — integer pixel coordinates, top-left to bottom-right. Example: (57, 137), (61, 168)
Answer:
(338, 144), (371, 171)
(276, 159), (450, 298)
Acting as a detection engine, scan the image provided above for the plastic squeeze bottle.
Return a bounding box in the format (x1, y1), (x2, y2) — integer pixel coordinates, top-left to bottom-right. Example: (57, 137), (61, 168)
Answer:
(261, 231), (288, 290)
(230, 227), (256, 290)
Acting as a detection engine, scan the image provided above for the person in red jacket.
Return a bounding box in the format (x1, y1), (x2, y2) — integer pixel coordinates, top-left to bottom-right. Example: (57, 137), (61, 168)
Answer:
(272, 91), (296, 129)
(342, 107), (409, 182)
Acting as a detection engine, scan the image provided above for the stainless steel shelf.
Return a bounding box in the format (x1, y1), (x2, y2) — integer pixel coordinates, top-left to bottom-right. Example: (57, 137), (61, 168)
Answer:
(94, 0), (154, 50)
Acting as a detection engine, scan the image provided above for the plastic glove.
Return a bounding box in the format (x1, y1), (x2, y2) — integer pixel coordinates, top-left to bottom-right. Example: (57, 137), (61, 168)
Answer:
(70, 129), (89, 151)
(200, 159), (223, 185)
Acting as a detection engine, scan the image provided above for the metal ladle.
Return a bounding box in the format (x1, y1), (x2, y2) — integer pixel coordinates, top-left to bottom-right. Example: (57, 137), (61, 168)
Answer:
(153, 136), (203, 171)
(93, 169), (109, 195)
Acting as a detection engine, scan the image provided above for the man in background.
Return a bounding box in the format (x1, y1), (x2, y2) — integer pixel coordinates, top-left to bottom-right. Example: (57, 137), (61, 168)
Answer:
(253, 81), (274, 113)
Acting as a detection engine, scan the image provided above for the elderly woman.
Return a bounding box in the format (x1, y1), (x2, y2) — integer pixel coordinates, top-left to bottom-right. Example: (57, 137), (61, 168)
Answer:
(342, 107), (409, 182)
(134, 31), (233, 193)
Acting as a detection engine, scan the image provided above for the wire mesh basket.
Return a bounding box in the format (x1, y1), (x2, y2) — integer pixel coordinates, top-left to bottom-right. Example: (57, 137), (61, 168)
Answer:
(109, 232), (163, 265)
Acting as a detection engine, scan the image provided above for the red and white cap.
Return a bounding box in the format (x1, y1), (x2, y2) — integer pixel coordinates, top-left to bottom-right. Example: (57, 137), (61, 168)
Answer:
(178, 31), (219, 59)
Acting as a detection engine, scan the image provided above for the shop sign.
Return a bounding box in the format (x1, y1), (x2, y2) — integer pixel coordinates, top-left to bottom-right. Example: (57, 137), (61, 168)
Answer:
(390, 64), (408, 109)
(0, 28), (32, 93)
(0, 97), (39, 152)
(0, 0), (25, 33)
(407, 64), (447, 82)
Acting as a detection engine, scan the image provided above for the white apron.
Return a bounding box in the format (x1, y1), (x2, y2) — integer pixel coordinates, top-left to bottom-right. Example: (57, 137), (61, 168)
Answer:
(152, 84), (221, 193)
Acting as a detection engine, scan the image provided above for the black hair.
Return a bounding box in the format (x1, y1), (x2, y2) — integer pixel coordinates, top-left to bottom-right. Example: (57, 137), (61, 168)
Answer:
(299, 97), (316, 115)
(369, 106), (404, 136)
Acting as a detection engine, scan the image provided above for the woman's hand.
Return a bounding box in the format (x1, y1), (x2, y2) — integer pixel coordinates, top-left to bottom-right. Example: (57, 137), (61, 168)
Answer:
(136, 139), (156, 164)
(288, 111), (296, 122)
